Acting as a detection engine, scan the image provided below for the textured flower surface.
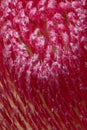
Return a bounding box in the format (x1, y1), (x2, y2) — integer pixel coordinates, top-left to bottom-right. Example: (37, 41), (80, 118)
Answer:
(0, 0), (87, 130)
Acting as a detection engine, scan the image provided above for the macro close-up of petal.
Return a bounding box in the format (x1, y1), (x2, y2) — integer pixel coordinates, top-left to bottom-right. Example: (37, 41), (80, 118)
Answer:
(0, 0), (87, 130)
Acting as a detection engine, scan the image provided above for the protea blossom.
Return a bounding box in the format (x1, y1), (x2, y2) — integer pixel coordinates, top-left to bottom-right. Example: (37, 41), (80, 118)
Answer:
(0, 0), (87, 130)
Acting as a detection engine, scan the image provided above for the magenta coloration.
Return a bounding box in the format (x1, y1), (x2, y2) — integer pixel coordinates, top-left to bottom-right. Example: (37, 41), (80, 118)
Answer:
(0, 0), (87, 130)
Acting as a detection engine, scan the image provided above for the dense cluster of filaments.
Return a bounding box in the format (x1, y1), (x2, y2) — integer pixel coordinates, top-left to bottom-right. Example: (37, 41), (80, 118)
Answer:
(0, 0), (87, 130)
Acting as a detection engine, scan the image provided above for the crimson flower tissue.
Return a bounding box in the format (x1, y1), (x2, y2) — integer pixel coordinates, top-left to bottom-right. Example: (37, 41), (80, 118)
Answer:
(0, 0), (87, 130)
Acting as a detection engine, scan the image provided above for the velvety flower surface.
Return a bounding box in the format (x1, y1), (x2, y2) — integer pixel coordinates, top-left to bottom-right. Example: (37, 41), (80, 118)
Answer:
(0, 0), (87, 130)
